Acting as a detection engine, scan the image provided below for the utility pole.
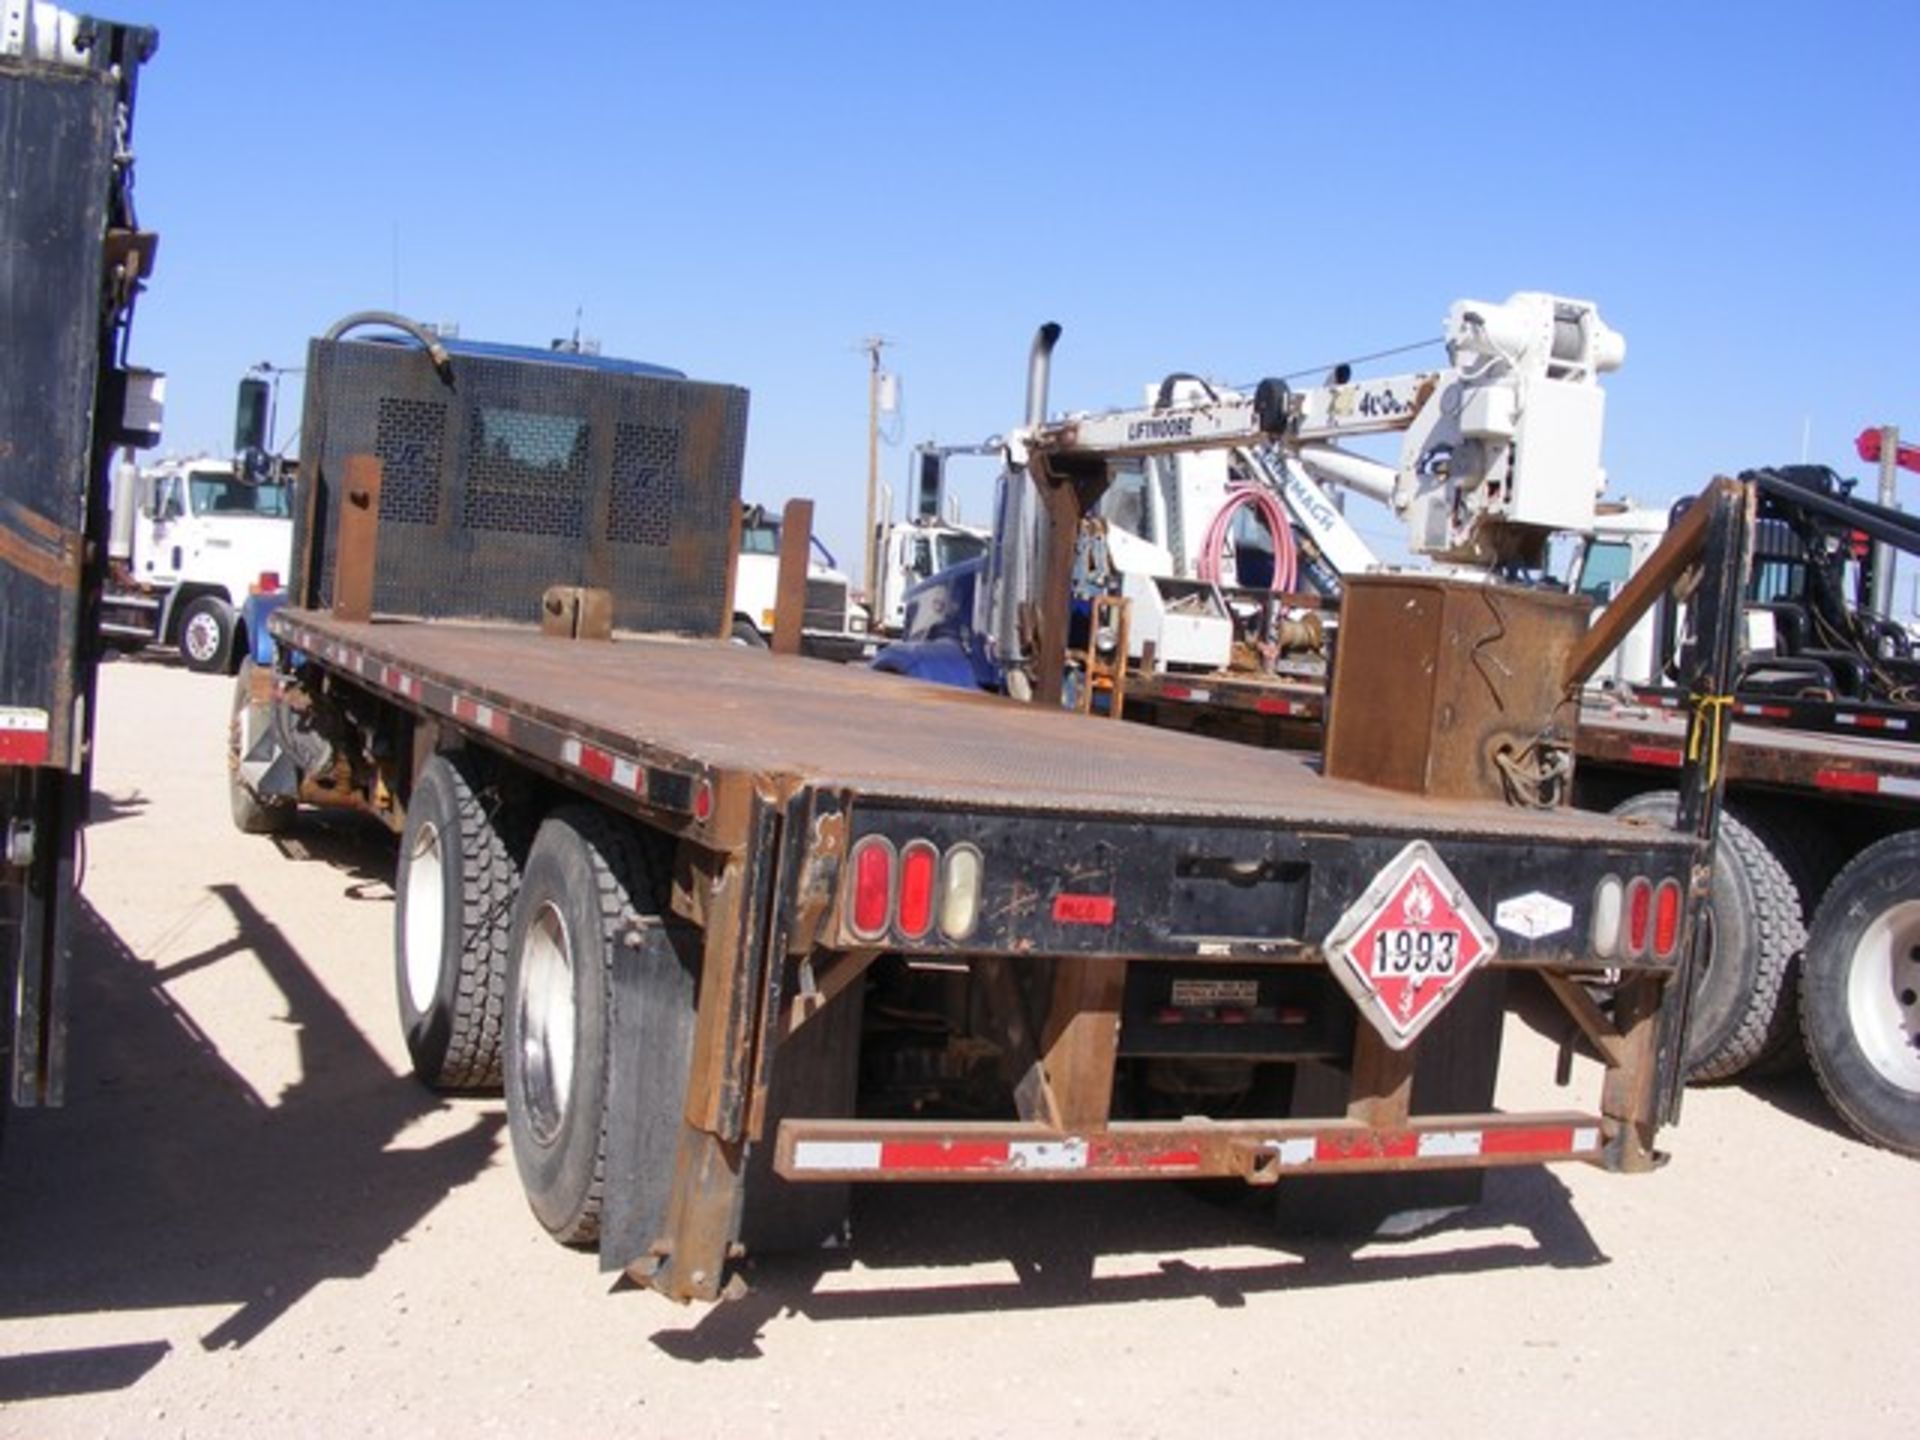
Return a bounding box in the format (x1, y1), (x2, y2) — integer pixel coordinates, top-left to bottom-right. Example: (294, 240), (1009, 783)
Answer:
(861, 335), (891, 603)
(1871, 424), (1900, 619)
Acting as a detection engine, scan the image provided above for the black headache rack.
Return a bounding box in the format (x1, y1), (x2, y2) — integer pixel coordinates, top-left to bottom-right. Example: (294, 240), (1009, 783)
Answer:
(292, 332), (748, 635)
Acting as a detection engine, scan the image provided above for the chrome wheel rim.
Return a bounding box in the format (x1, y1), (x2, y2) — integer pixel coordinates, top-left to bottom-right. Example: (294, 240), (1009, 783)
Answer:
(518, 900), (576, 1143)
(401, 821), (445, 1014)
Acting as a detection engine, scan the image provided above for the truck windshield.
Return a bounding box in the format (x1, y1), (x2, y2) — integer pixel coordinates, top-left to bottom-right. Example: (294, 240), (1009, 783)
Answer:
(189, 470), (291, 518)
(1577, 540), (1632, 603)
(935, 532), (988, 570)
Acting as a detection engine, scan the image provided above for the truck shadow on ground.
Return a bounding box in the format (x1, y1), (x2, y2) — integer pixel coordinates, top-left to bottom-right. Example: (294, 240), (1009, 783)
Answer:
(87, 788), (150, 828)
(261, 811), (398, 898)
(647, 1163), (1604, 1362)
(1737, 1065), (1857, 1145)
(0, 885), (499, 1401)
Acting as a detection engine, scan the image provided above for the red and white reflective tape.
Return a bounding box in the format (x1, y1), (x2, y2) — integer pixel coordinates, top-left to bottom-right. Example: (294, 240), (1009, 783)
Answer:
(785, 1121), (1601, 1178)
(1268, 1123), (1600, 1167)
(561, 736), (645, 795)
(451, 694), (508, 737)
(1835, 712), (1910, 732)
(1736, 702), (1791, 720)
(378, 664), (421, 701)
(789, 1138), (1202, 1176)
(1159, 683), (1212, 703)
(0, 708), (51, 766)
(1815, 769), (1920, 799)
(1254, 696), (1317, 717)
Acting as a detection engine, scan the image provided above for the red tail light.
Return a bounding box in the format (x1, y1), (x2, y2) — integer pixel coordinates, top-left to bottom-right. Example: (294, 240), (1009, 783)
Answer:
(1652, 878), (1683, 958)
(896, 841), (938, 939)
(254, 570), (281, 595)
(849, 837), (895, 940)
(1625, 877), (1653, 958)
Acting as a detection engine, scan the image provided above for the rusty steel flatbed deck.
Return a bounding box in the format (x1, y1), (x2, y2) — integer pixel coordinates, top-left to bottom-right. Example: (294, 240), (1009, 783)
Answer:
(276, 608), (1678, 847)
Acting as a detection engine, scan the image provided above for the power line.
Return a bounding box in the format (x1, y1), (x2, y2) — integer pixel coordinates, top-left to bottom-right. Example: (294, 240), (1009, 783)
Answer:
(1233, 335), (1444, 391)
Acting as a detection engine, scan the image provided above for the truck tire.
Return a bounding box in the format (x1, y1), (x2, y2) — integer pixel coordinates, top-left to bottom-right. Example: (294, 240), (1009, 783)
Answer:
(1729, 803), (1843, 1077)
(394, 752), (524, 1091)
(730, 617), (768, 648)
(1800, 831), (1920, 1157)
(505, 807), (678, 1246)
(1610, 792), (1802, 1082)
(178, 594), (236, 674)
(227, 659), (294, 835)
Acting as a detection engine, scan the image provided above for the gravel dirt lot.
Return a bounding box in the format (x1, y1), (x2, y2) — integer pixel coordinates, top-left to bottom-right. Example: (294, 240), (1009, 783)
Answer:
(2, 659), (1914, 1438)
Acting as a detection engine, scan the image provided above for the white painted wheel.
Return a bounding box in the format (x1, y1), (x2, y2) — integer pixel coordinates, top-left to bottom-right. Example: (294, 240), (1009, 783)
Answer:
(1843, 898), (1920, 1094)
(401, 821), (446, 1015)
(178, 595), (235, 674)
(1803, 831), (1920, 1156)
(183, 610), (222, 664)
(517, 899), (577, 1146)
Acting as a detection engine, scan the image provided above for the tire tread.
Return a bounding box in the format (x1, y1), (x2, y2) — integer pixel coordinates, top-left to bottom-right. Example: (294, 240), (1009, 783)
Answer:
(431, 754), (524, 1090)
(1693, 811), (1804, 1081)
(527, 805), (669, 1246)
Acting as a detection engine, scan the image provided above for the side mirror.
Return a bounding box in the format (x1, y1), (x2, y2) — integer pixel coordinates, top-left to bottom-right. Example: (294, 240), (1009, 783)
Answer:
(234, 375), (270, 455)
(913, 449), (944, 521)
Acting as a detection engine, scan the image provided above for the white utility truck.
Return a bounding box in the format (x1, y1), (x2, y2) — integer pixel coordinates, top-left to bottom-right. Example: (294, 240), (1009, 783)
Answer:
(100, 453), (293, 672)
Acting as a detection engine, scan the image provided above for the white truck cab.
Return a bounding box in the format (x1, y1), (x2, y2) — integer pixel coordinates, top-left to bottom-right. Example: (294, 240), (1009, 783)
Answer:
(874, 519), (990, 635)
(103, 455), (294, 672)
(731, 504), (870, 659)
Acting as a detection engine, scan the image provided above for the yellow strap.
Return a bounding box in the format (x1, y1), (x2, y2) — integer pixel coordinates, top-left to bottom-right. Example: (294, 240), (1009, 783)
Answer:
(1686, 693), (1736, 785)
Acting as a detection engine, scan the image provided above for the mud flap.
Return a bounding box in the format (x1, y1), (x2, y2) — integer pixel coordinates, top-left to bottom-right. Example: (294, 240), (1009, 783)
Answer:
(1275, 970), (1507, 1234)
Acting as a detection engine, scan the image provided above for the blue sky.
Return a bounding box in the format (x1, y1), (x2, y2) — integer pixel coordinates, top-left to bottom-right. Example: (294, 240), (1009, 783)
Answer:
(125, 1), (1917, 607)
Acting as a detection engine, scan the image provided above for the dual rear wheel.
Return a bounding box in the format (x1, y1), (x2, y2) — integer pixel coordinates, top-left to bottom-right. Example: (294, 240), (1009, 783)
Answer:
(392, 763), (694, 1244)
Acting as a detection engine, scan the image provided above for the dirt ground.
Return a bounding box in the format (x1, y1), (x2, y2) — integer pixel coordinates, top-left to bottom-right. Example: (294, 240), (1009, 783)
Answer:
(1, 658), (1913, 1438)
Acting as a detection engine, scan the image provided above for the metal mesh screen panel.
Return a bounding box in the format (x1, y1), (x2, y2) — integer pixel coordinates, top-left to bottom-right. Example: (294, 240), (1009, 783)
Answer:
(293, 337), (747, 634)
(608, 422), (680, 546)
(375, 397), (445, 526)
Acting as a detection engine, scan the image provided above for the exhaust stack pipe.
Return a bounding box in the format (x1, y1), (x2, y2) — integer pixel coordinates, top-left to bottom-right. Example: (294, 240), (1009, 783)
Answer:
(1025, 322), (1062, 428)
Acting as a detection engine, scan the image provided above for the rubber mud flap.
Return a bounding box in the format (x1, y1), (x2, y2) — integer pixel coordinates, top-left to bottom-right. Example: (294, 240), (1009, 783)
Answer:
(1275, 971), (1506, 1235)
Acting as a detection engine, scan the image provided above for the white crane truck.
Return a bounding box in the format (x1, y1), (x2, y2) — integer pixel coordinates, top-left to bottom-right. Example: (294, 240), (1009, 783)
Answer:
(227, 308), (1740, 1302)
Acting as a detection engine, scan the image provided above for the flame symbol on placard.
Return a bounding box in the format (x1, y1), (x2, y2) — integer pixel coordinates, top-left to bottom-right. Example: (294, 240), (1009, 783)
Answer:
(1404, 874), (1435, 927)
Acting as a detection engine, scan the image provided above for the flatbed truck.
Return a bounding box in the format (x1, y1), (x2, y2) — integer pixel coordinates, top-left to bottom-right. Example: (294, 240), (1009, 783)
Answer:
(232, 315), (1735, 1302)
